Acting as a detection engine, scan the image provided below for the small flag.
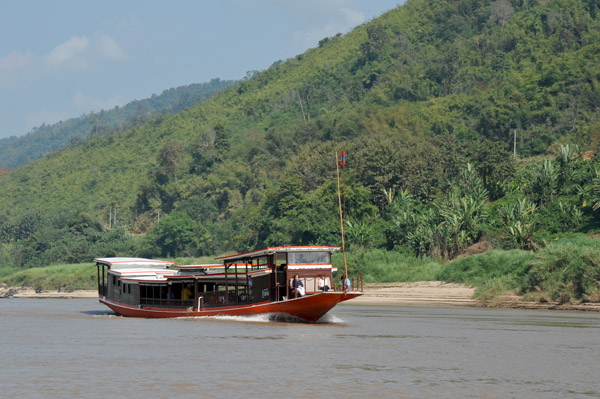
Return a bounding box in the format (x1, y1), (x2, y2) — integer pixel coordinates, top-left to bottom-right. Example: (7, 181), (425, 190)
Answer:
(339, 150), (346, 168)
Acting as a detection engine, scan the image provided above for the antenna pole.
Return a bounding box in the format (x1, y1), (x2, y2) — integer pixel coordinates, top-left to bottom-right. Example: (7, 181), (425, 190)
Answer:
(336, 151), (348, 281)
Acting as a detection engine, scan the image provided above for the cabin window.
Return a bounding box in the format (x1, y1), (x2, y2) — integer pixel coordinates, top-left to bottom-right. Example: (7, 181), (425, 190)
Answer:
(288, 251), (329, 265)
(275, 252), (287, 265)
(113, 276), (117, 285)
(255, 256), (268, 268)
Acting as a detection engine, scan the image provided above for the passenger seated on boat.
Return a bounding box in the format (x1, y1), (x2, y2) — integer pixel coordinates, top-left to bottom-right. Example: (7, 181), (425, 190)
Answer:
(318, 275), (330, 292)
(292, 275), (305, 297)
(182, 284), (192, 300)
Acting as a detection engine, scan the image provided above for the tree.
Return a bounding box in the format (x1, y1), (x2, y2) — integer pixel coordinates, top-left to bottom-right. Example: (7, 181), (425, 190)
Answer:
(496, 198), (537, 250)
(214, 123), (230, 158)
(360, 24), (388, 62)
(473, 140), (515, 200)
(144, 211), (195, 257)
(156, 140), (184, 184)
(527, 160), (557, 206)
(489, 0), (514, 27)
(190, 131), (217, 172)
(555, 144), (580, 194)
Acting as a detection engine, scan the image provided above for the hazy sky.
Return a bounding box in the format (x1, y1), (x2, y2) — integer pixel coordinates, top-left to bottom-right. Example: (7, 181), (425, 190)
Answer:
(0, 0), (401, 139)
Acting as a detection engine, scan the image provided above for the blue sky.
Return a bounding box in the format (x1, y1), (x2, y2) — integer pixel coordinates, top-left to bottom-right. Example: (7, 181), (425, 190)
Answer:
(0, 0), (401, 139)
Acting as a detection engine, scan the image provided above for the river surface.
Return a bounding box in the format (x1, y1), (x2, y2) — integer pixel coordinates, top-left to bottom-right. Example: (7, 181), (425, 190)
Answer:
(1, 299), (599, 398)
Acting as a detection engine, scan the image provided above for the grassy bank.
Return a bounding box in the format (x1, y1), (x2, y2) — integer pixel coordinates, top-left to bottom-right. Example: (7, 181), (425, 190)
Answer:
(438, 250), (534, 300)
(336, 249), (443, 283)
(341, 236), (600, 305)
(441, 236), (600, 304)
(0, 263), (97, 291)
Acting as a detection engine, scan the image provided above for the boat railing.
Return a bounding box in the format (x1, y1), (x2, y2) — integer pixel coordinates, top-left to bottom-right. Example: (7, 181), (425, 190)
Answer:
(353, 273), (364, 292)
(333, 273), (363, 292)
(201, 290), (256, 307)
(140, 298), (195, 307)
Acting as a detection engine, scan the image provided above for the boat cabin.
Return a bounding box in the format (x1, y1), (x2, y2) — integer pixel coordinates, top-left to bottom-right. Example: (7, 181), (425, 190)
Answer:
(216, 245), (339, 302)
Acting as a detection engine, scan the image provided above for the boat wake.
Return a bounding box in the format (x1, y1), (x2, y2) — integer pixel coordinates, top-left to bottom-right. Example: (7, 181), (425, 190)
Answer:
(207, 314), (274, 323)
(316, 313), (346, 324)
(181, 312), (346, 325)
(82, 310), (118, 317)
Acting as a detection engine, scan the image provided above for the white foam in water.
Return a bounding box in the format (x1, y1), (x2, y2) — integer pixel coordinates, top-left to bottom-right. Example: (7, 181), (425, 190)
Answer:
(316, 313), (345, 324)
(153, 311), (348, 324)
(181, 312), (345, 324)
(174, 314), (275, 323)
(86, 310), (118, 317)
(208, 314), (273, 323)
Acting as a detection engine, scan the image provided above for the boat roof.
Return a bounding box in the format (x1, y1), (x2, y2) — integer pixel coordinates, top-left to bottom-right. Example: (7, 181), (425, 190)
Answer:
(173, 264), (223, 270)
(112, 269), (177, 280)
(215, 246), (340, 262)
(94, 257), (174, 269)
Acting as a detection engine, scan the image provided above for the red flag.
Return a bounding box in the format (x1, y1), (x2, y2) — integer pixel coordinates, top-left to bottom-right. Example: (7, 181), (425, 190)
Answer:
(339, 150), (346, 168)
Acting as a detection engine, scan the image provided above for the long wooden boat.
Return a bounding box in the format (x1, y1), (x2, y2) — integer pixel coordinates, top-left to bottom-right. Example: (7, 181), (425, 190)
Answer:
(95, 246), (362, 322)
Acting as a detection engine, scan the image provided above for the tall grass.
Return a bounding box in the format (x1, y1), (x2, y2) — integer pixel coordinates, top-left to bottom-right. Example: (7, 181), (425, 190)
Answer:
(0, 263), (97, 291)
(437, 250), (535, 300)
(334, 248), (443, 283)
(172, 256), (220, 265)
(524, 237), (600, 304)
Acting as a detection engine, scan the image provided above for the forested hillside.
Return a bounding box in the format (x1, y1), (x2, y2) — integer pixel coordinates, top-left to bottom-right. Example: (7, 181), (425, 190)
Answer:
(1, 0), (600, 289)
(0, 79), (237, 169)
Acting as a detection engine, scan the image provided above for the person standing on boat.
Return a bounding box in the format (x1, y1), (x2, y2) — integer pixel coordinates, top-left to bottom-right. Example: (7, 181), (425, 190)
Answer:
(341, 275), (351, 291)
(182, 284), (192, 300)
(293, 275), (305, 297)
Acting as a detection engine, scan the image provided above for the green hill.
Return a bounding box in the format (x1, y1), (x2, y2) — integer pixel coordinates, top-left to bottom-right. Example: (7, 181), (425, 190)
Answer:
(0, 79), (237, 169)
(1, 0), (600, 278)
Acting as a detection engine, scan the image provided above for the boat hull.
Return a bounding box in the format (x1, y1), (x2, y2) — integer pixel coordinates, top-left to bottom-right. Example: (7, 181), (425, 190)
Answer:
(99, 291), (362, 322)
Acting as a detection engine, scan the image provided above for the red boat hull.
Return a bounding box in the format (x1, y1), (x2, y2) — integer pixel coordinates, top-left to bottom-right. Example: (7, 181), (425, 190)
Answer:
(99, 291), (362, 322)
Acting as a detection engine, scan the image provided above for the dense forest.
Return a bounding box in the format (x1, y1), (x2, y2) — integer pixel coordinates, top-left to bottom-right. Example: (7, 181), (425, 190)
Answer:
(1, 0), (600, 301)
(0, 79), (237, 169)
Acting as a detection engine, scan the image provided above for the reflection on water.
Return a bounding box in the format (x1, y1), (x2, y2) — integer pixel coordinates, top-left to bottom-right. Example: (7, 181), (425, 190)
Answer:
(1, 299), (599, 398)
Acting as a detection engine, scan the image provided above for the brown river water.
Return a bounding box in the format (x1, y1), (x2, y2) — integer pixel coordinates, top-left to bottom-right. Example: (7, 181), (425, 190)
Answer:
(1, 298), (599, 398)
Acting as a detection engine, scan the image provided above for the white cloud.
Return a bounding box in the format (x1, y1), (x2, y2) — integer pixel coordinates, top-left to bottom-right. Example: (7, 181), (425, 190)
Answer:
(293, 7), (365, 48)
(43, 33), (127, 71)
(0, 51), (34, 87)
(0, 50), (33, 71)
(44, 36), (90, 69)
(96, 32), (127, 61)
(341, 7), (365, 27)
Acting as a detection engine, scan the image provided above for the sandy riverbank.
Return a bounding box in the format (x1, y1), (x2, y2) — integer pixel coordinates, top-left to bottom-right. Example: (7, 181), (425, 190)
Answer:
(2, 282), (600, 312)
(0, 286), (98, 299)
(351, 282), (600, 312)
(351, 281), (480, 307)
